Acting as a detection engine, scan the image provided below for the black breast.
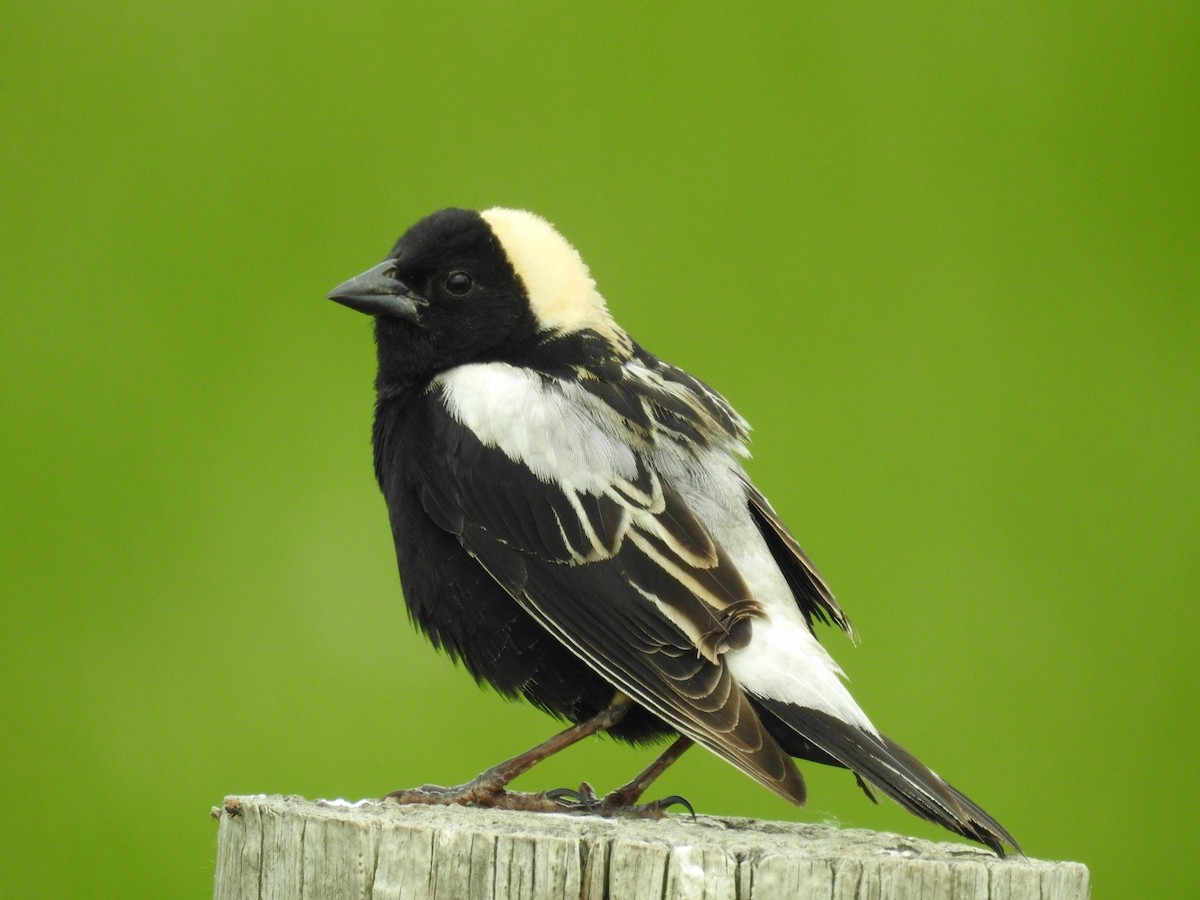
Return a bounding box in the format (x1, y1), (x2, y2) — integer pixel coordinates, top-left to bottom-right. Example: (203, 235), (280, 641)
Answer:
(372, 390), (670, 743)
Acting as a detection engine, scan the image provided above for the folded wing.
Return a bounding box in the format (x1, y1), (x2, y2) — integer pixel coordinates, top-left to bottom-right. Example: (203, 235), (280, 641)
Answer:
(423, 364), (808, 803)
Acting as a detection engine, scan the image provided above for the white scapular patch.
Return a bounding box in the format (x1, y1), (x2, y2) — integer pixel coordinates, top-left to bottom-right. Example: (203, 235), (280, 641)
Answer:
(436, 362), (639, 494)
(480, 208), (631, 353)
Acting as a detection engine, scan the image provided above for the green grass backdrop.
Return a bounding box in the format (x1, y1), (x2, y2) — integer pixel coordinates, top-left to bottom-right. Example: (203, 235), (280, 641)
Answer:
(3, 2), (1196, 896)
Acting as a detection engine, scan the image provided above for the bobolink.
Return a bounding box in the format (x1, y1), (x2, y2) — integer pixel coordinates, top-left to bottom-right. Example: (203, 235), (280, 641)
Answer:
(327, 208), (1018, 855)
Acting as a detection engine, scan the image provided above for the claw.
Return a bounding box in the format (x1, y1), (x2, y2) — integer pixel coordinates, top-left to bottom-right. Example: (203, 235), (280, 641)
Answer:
(591, 790), (697, 820)
(545, 781), (600, 809)
(545, 788), (589, 808)
(648, 794), (696, 820)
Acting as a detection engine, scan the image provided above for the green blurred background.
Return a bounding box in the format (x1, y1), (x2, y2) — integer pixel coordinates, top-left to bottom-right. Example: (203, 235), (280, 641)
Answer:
(3, 2), (1195, 896)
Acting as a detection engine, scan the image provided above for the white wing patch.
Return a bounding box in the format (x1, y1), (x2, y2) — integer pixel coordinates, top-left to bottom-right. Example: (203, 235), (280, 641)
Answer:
(436, 362), (639, 495)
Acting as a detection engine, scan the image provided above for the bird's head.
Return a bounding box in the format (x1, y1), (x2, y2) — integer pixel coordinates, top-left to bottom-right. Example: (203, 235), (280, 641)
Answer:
(328, 208), (631, 385)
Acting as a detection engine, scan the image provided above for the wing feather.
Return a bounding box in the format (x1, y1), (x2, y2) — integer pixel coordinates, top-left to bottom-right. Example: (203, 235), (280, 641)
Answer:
(743, 478), (856, 638)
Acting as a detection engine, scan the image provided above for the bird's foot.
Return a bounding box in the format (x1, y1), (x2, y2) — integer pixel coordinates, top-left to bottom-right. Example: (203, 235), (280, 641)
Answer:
(384, 770), (580, 813)
(385, 776), (694, 819)
(546, 782), (696, 820)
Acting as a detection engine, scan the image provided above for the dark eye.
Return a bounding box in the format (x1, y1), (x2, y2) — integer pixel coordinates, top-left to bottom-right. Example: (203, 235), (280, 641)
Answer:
(444, 271), (473, 296)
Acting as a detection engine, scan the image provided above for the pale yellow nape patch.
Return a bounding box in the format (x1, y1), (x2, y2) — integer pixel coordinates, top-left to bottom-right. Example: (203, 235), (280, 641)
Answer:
(480, 208), (631, 354)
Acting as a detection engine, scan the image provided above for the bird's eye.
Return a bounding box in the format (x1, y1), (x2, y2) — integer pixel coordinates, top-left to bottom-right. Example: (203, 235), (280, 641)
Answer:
(444, 271), (473, 296)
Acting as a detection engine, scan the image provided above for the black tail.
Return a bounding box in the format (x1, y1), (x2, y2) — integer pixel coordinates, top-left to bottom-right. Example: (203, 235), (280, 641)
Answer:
(756, 698), (1021, 856)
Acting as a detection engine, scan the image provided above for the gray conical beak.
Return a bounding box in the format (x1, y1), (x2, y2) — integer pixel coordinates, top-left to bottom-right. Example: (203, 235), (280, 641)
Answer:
(327, 260), (427, 322)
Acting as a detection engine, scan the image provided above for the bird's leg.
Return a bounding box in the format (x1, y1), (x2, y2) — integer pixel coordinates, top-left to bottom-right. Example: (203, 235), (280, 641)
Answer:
(599, 735), (694, 813)
(386, 693), (633, 812)
(546, 735), (696, 819)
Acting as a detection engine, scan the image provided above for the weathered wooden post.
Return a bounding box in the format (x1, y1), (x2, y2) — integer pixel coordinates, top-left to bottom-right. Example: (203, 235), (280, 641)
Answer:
(212, 795), (1088, 899)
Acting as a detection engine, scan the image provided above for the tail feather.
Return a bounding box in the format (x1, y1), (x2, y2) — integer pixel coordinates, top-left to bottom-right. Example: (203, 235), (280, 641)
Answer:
(756, 698), (1021, 856)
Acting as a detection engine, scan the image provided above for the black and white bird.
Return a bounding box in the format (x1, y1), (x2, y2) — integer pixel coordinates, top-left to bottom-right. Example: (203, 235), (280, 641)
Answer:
(327, 207), (1019, 855)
